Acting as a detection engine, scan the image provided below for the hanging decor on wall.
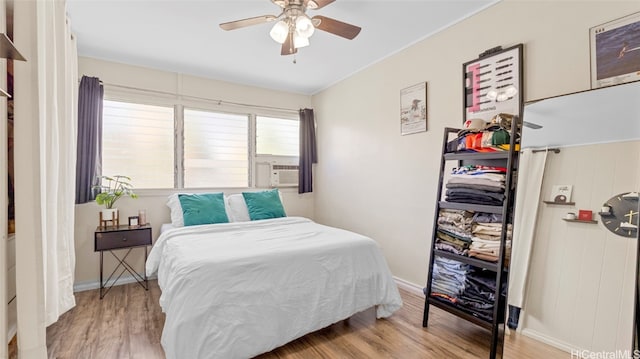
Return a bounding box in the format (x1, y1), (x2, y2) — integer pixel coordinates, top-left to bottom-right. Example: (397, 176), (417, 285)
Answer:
(599, 191), (639, 238)
(549, 184), (573, 203)
(590, 11), (640, 89)
(463, 45), (522, 124)
(400, 82), (427, 135)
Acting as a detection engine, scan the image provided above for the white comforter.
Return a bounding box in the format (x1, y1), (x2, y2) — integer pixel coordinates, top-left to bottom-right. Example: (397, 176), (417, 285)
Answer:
(146, 217), (403, 359)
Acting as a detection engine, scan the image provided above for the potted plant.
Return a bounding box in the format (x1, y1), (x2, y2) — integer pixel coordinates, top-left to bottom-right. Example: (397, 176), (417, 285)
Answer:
(93, 175), (138, 223)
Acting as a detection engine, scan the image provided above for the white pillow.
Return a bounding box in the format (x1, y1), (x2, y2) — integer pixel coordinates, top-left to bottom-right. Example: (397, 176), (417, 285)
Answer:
(167, 193), (185, 227)
(226, 194), (250, 222)
(167, 193), (233, 227)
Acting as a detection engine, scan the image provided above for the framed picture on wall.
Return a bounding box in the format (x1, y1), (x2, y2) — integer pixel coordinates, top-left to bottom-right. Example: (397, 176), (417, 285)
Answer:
(590, 11), (640, 89)
(400, 82), (427, 135)
(549, 184), (573, 203)
(462, 44), (523, 124)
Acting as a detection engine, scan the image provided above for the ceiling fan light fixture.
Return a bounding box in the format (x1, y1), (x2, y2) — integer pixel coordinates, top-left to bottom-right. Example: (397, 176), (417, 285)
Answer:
(294, 33), (309, 48)
(295, 15), (315, 38)
(220, 0), (359, 56)
(270, 20), (289, 44)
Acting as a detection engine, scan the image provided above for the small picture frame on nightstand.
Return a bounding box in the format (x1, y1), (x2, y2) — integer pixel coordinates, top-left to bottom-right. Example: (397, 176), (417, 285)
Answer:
(128, 216), (139, 227)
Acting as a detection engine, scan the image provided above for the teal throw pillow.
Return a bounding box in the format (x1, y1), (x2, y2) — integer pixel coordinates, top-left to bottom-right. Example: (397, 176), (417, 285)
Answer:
(178, 193), (229, 226)
(242, 189), (286, 221)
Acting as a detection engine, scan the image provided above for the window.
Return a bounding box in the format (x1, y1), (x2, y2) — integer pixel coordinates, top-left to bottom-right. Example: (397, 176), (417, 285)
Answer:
(101, 99), (300, 189)
(101, 100), (174, 189)
(256, 116), (299, 157)
(184, 109), (249, 188)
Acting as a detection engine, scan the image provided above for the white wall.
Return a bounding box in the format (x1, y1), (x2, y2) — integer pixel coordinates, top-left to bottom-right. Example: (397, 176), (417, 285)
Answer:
(522, 141), (640, 353)
(75, 57), (314, 287)
(310, 0), (640, 354)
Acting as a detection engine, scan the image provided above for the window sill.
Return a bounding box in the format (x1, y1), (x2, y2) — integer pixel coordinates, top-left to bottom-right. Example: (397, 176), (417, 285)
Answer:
(131, 186), (300, 198)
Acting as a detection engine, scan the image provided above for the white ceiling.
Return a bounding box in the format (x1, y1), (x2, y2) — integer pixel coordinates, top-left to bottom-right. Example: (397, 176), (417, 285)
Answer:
(66, 0), (498, 95)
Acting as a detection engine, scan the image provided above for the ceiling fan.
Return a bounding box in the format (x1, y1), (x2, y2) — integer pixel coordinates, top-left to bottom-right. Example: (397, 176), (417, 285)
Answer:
(219, 0), (361, 56)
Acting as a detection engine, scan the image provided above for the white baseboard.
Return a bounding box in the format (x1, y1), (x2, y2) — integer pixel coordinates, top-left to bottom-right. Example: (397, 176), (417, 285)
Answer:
(393, 276), (424, 296)
(73, 275), (157, 293)
(520, 328), (573, 354)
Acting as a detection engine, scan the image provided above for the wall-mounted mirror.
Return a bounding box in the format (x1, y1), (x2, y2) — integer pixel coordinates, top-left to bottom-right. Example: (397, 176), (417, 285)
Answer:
(510, 81), (640, 356)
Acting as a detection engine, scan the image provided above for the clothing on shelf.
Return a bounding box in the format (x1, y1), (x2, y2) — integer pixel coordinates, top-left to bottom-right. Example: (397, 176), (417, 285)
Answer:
(457, 268), (502, 322)
(445, 165), (506, 206)
(431, 257), (470, 300)
(431, 263), (504, 322)
(436, 209), (474, 255)
(436, 208), (511, 263)
(436, 231), (471, 255)
(469, 221), (512, 263)
(472, 212), (503, 223)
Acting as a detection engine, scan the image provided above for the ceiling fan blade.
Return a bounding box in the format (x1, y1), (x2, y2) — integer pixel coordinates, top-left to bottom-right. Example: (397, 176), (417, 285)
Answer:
(281, 32), (297, 56)
(311, 15), (361, 40)
(306, 0), (335, 10)
(523, 121), (543, 130)
(219, 15), (277, 31)
(271, 0), (287, 8)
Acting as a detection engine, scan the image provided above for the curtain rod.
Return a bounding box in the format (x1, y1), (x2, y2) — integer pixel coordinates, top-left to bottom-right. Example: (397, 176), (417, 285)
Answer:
(93, 80), (300, 113)
(532, 148), (560, 153)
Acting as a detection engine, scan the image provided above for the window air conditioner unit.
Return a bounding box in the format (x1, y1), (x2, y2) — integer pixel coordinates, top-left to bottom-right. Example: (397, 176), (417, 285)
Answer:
(270, 164), (299, 187)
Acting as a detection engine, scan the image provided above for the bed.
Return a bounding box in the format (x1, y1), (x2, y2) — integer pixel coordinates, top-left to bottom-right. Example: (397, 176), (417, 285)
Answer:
(146, 215), (403, 359)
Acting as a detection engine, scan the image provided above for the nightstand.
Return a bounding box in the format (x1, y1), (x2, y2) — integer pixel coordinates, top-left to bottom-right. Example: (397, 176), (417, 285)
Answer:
(94, 224), (152, 299)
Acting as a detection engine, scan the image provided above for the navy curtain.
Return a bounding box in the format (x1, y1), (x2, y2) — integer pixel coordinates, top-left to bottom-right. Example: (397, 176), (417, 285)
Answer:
(298, 108), (317, 194)
(75, 76), (103, 204)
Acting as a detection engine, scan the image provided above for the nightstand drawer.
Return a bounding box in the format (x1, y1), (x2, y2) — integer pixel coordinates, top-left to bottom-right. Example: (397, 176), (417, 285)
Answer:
(95, 227), (152, 251)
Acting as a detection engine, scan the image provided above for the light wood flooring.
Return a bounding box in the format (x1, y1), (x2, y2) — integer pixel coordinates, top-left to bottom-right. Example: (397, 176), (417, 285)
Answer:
(26, 280), (568, 358)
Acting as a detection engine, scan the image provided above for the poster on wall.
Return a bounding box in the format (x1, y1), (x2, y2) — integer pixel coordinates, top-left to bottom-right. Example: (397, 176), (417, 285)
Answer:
(463, 45), (523, 124)
(400, 82), (427, 135)
(590, 11), (640, 89)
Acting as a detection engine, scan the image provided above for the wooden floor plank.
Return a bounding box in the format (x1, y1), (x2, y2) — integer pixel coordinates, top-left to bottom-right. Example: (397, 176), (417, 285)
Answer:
(16, 280), (567, 358)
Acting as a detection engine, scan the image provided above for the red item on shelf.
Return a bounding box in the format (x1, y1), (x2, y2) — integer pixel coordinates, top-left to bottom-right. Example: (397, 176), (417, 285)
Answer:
(578, 210), (593, 221)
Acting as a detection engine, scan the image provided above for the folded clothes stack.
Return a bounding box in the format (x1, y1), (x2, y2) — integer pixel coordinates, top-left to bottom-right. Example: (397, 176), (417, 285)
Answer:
(469, 222), (512, 263)
(435, 209), (511, 264)
(445, 165), (506, 206)
(431, 259), (506, 321)
(457, 268), (501, 321)
(430, 256), (470, 304)
(468, 212), (512, 263)
(436, 209), (474, 255)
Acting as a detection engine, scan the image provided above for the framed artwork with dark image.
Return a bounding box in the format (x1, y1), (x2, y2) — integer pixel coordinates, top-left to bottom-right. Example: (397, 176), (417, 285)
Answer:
(400, 82), (427, 135)
(128, 216), (139, 227)
(590, 11), (640, 89)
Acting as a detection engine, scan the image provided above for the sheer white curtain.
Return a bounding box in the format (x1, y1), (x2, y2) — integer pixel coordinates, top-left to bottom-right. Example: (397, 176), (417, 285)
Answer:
(37, 0), (78, 326)
(507, 148), (548, 327)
